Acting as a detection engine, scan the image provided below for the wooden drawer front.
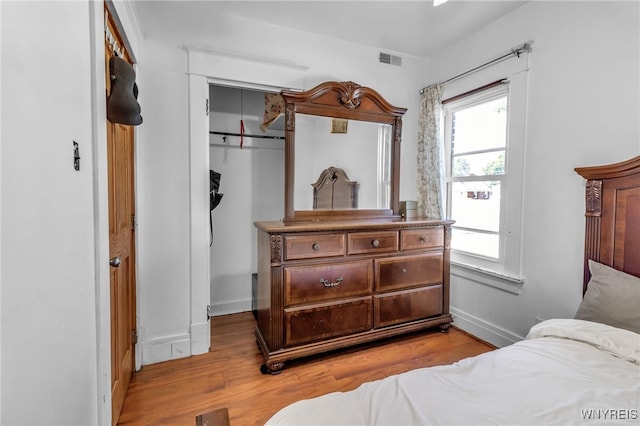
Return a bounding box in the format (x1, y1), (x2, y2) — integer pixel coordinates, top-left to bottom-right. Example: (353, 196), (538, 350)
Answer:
(284, 233), (345, 260)
(375, 253), (443, 292)
(348, 231), (398, 255)
(284, 261), (372, 306)
(374, 285), (443, 328)
(400, 228), (443, 251)
(284, 297), (372, 346)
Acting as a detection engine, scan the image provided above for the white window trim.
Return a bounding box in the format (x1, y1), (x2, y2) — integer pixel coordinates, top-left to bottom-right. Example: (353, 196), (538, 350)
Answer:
(442, 54), (529, 289)
(451, 261), (524, 295)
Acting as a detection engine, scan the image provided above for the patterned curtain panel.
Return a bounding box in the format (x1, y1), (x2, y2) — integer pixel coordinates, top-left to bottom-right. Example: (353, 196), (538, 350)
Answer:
(417, 83), (445, 219)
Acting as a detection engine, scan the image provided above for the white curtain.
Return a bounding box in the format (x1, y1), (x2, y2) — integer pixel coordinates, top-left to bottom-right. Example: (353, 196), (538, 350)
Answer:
(417, 83), (445, 219)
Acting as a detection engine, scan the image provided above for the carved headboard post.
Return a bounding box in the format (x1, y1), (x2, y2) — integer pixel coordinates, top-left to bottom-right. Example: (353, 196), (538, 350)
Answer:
(582, 179), (602, 293)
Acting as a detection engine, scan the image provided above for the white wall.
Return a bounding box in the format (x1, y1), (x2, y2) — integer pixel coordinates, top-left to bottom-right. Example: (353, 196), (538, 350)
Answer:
(427, 1), (640, 345)
(134, 41), (194, 363)
(137, 15), (429, 363)
(1, 1), (103, 423)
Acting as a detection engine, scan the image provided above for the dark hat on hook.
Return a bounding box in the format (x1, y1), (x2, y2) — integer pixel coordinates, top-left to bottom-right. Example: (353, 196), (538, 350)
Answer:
(107, 56), (143, 126)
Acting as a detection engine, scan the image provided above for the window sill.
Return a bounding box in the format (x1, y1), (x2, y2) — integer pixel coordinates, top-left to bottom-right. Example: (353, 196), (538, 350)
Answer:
(450, 261), (524, 295)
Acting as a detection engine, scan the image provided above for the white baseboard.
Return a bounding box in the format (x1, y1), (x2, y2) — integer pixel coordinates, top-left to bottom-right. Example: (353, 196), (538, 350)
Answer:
(190, 321), (210, 355)
(140, 321), (213, 365)
(141, 305), (519, 364)
(210, 298), (252, 317)
(450, 307), (525, 348)
(141, 333), (191, 365)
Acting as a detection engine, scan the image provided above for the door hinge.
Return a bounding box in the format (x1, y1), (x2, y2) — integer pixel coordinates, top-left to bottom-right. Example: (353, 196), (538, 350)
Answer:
(207, 305), (214, 319)
(205, 99), (209, 117)
(132, 215), (137, 230)
(132, 329), (138, 345)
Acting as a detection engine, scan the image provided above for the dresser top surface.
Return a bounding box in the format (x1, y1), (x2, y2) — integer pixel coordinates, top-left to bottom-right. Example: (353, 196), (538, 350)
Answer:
(254, 218), (454, 234)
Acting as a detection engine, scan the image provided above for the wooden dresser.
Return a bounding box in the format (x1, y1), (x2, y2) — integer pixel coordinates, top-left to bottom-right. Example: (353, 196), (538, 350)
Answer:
(254, 218), (453, 373)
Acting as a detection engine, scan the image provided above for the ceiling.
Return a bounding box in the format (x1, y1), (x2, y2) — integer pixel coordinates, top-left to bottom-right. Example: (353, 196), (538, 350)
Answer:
(133, 1), (528, 59)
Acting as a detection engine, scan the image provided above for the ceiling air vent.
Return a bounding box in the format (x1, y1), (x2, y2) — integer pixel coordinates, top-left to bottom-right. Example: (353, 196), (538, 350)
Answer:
(379, 52), (402, 67)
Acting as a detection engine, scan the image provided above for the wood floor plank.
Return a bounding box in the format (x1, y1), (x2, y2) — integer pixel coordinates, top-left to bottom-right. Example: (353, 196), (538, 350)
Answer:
(117, 312), (494, 425)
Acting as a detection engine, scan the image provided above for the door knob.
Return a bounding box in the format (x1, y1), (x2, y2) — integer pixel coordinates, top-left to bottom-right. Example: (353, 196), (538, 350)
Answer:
(110, 256), (121, 268)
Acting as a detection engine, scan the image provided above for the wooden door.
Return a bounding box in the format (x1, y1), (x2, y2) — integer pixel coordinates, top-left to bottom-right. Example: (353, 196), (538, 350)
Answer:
(105, 7), (137, 425)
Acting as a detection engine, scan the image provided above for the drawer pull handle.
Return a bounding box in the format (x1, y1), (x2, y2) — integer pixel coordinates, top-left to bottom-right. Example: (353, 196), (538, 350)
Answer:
(420, 236), (429, 243)
(320, 277), (343, 288)
(371, 239), (380, 247)
(312, 243), (320, 251)
(402, 268), (407, 273)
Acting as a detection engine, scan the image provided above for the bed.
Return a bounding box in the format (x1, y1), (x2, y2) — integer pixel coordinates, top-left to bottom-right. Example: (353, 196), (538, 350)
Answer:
(266, 156), (640, 425)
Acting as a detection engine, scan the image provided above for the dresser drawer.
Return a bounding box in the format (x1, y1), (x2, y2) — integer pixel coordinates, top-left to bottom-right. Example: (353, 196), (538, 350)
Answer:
(374, 285), (443, 328)
(284, 233), (345, 260)
(348, 231), (398, 255)
(284, 260), (372, 306)
(284, 297), (372, 346)
(375, 253), (443, 292)
(400, 228), (443, 251)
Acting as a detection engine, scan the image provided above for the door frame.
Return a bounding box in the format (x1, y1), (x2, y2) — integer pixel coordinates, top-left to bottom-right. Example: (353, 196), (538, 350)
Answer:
(186, 49), (305, 347)
(188, 76), (293, 354)
(89, 2), (142, 424)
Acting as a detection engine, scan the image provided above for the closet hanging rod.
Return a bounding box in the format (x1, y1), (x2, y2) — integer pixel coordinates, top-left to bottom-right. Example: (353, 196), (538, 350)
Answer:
(210, 130), (284, 140)
(209, 142), (284, 151)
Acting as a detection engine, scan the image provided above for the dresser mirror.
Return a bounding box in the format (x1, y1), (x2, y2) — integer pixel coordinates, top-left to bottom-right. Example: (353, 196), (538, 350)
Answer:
(294, 115), (392, 211)
(282, 81), (407, 222)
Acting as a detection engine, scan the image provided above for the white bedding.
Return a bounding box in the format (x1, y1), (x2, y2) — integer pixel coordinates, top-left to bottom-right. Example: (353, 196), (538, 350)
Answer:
(266, 319), (640, 425)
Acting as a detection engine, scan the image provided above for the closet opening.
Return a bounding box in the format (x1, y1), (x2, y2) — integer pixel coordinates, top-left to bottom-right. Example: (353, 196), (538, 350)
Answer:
(208, 84), (285, 318)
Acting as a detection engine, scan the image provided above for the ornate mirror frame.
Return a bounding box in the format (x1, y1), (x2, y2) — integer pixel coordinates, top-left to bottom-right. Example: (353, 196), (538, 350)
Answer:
(282, 81), (407, 223)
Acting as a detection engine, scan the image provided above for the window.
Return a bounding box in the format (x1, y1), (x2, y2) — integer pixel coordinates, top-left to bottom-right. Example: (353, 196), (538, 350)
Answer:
(445, 89), (507, 260)
(442, 69), (528, 289)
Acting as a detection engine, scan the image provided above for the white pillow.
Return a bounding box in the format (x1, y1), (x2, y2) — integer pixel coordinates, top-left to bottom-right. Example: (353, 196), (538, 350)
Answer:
(575, 260), (640, 334)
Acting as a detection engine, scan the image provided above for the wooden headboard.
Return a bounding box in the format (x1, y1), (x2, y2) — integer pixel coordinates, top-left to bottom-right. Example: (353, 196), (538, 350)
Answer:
(575, 156), (640, 293)
(312, 166), (358, 210)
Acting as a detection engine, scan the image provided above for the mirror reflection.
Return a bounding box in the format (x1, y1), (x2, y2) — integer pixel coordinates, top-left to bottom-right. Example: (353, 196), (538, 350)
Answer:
(293, 114), (393, 211)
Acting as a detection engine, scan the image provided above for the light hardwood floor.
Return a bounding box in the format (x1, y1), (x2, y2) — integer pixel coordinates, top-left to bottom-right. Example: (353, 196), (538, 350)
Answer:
(117, 312), (494, 425)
